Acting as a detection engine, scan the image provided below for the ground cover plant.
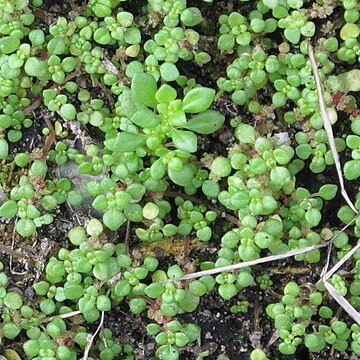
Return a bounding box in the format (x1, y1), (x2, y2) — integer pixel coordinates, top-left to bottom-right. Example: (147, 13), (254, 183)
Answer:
(1, 0), (360, 359)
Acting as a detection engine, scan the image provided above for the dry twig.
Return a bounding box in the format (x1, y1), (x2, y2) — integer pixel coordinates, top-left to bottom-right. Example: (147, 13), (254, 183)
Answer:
(307, 41), (357, 213)
(42, 310), (81, 323)
(180, 208), (358, 281)
(308, 40), (360, 325)
(83, 311), (105, 360)
(0, 243), (33, 263)
(41, 118), (56, 160)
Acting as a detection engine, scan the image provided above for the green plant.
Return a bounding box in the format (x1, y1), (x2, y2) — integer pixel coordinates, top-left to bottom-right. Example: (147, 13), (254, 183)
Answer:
(2, 0), (360, 358)
(147, 320), (201, 359)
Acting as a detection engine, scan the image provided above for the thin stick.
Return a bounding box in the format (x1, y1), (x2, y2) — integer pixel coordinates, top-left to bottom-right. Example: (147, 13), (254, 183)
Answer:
(42, 310), (81, 323)
(41, 118), (56, 160)
(23, 98), (41, 116)
(0, 244), (30, 261)
(83, 311), (105, 360)
(323, 281), (360, 325)
(180, 215), (358, 281)
(307, 41), (357, 213)
(320, 213), (360, 281)
(125, 220), (131, 255)
(320, 242), (333, 280)
(254, 298), (260, 332)
(181, 243), (325, 280)
(324, 238), (360, 281)
(308, 41), (360, 325)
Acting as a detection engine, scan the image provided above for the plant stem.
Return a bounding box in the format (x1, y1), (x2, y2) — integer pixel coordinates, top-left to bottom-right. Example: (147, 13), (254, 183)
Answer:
(0, 244), (34, 265)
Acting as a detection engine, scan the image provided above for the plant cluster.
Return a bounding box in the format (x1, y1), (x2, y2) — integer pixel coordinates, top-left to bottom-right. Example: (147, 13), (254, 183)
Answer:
(1, 0), (360, 359)
(265, 280), (360, 355)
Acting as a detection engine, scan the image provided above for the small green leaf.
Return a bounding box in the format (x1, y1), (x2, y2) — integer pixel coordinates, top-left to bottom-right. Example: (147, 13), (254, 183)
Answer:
(2, 323), (20, 340)
(114, 132), (145, 152)
(180, 7), (203, 27)
(4, 292), (23, 310)
(156, 84), (177, 103)
(119, 89), (138, 118)
(296, 144), (312, 160)
(318, 184), (338, 200)
(346, 135), (360, 149)
(94, 28), (112, 45)
(0, 138), (8, 159)
(218, 283), (238, 300)
(160, 62), (179, 82)
(168, 164), (194, 186)
(103, 208), (125, 231)
(340, 23), (360, 40)
(182, 323), (201, 342)
(273, 145), (294, 165)
(125, 27), (141, 44)
(60, 104), (76, 120)
(344, 160), (360, 180)
(142, 202), (159, 219)
(301, 21), (315, 37)
(129, 298), (146, 315)
(270, 167), (291, 186)
(114, 279), (131, 297)
(47, 37), (68, 55)
(64, 284), (84, 300)
(184, 110), (224, 134)
(284, 28), (301, 44)
(304, 333), (326, 352)
(172, 129), (197, 153)
(150, 159), (166, 180)
(92, 195), (108, 210)
(217, 34), (235, 52)
(168, 110), (186, 126)
(15, 218), (36, 237)
(24, 57), (51, 81)
(93, 263), (111, 281)
(305, 208), (321, 227)
(131, 109), (159, 128)
(328, 70), (360, 93)
(263, 0), (279, 9)
(182, 87), (215, 113)
(178, 292), (199, 312)
(131, 73), (157, 108)
(96, 295), (111, 311)
(0, 36), (20, 54)
(235, 123), (256, 144)
(92, 1), (112, 17)
(155, 345), (179, 360)
(145, 283), (164, 298)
